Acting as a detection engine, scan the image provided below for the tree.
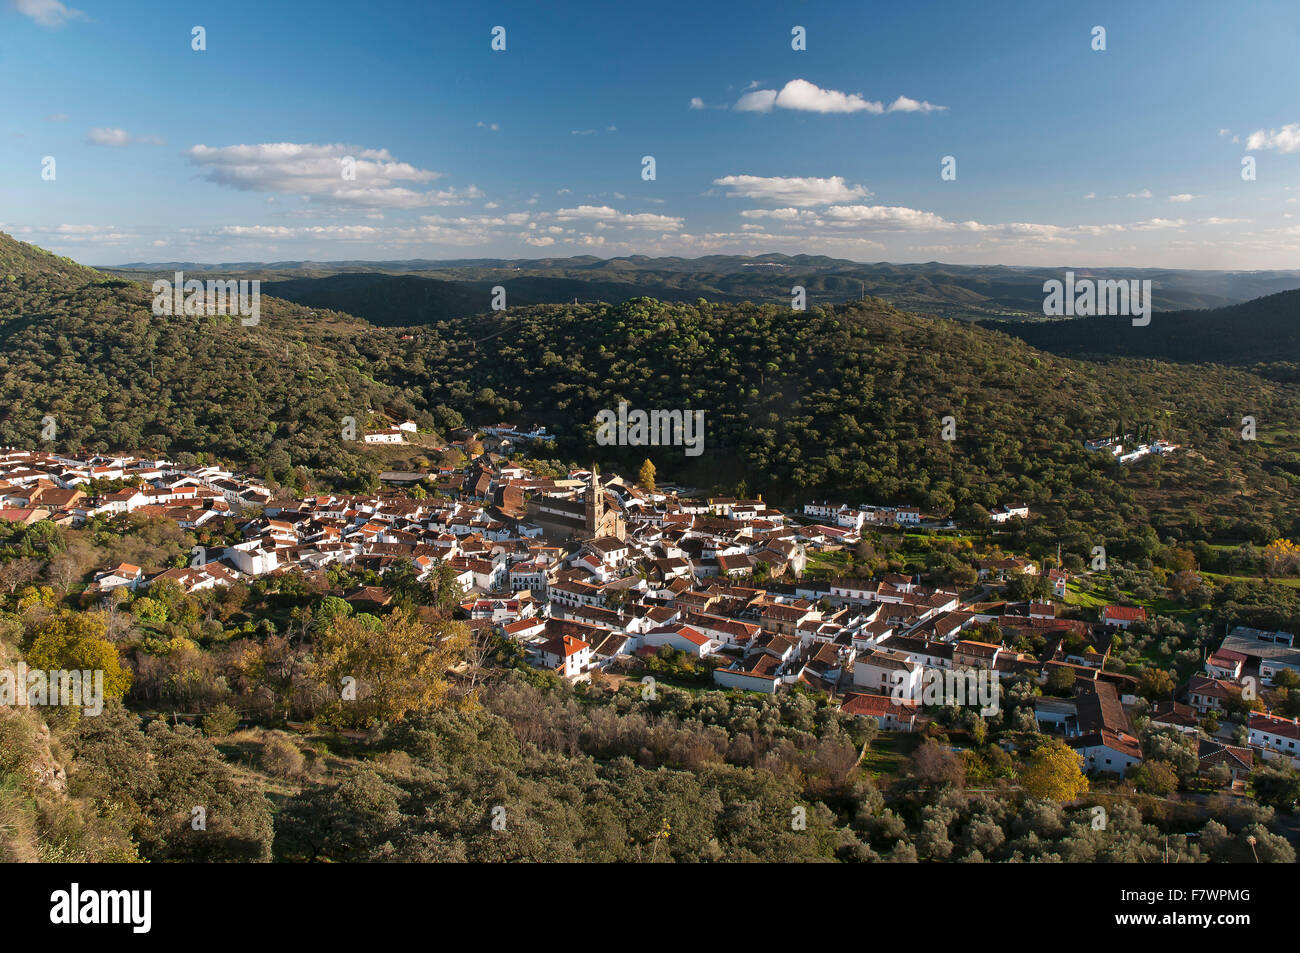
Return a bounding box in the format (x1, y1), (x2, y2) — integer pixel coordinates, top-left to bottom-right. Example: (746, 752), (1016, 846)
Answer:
(384, 558), (435, 608)
(1132, 760), (1179, 796)
(428, 559), (465, 613)
(1273, 668), (1300, 691)
(312, 609), (470, 727)
(274, 768), (406, 862)
(1262, 538), (1300, 575)
(1019, 739), (1088, 802)
(311, 594), (354, 634)
(0, 557), (42, 596)
(1169, 570), (1208, 604)
(1045, 665), (1076, 695)
(905, 739), (965, 791)
(638, 458), (657, 492)
(26, 610), (132, 703)
(261, 734), (307, 780)
(131, 596), (168, 626)
(202, 704), (240, 737)
(1006, 571), (1051, 602)
(1137, 666), (1175, 702)
(1252, 766), (1300, 812)
(21, 520), (66, 557)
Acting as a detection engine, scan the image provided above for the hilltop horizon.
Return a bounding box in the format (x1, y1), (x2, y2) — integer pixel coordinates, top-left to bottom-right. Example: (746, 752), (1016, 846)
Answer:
(4, 229), (1294, 324)
(102, 250), (1300, 277)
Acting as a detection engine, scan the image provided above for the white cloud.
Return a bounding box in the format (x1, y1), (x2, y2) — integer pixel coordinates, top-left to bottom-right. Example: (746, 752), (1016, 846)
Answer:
(1127, 218), (1187, 230)
(14, 0), (85, 27)
(85, 127), (163, 147)
(742, 204), (950, 230)
(213, 222), (499, 247)
(185, 142), (465, 208)
(1167, 193), (1200, 202)
(689, 97), (706, 110)
(713, 174), (871, 206)
(424, 185), (483, 205)
(734, 79), (945, 115)
(8, 223), (137, 244)
(735, 88), (781, 112)
(85, 127), (130, 146)
(885, 95), (946, 114)
(733, 201), (1191, 245)
(550, 205), (684, 230)
(738, 207), (803, 222)
(1246, 123), (1300, 154)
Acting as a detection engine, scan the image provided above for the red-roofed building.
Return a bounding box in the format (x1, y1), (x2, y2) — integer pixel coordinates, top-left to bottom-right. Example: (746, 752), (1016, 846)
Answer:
(841, 692), (919, 731)
(1187, 674), (1240, 713)
(88, 562), (144, 593)
(536, 634), (591, 679)
(640, 624), (716, 658)
(1102, 605), (1146, 629)
(1249, 711), (1300, 767)
(1206, 649), (1246, 681)
(0, 507), (50, 525)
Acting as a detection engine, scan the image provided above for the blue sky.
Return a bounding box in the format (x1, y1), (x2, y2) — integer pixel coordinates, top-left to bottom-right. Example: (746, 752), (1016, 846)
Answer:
(4, 0), (1300, 267)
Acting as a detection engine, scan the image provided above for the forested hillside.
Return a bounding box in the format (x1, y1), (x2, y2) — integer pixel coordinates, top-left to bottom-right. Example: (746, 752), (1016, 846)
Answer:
(981, 289), (1300, 370)
(4, 231), (1300, 547)
(0, 234), (462, 479)
(260, 272), (715, 326)
(396, 296), (1300, 547)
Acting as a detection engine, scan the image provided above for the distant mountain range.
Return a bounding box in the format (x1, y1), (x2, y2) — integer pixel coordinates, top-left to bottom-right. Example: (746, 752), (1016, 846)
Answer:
(106, 254), (1300, 325)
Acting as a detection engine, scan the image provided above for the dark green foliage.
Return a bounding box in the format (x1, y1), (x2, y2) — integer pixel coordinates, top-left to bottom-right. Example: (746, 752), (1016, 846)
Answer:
(983, 289), (1300, 368)
(66, 703), (274, 862)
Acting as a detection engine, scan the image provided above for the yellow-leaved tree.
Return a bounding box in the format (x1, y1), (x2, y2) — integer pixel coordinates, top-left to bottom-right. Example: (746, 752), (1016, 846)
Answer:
(1262, 538), (1300, 576)
(26, 609), (132, 702)
(312, 608), (470, 728)
(1020, 738), (1089, 802)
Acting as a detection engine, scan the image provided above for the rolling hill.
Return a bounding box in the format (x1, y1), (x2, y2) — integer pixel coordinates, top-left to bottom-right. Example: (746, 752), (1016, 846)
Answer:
(108, 255), (1300, 325)
(981, 289), (1300, 370)
(3, 231), (1299, 548)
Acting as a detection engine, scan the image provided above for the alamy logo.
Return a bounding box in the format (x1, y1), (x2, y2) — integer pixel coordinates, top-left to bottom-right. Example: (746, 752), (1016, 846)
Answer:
(1042, 271), (1151, 326)
(1, 664), (103, 716)
(152, 271), (260, 326)
(891, 666), (1000, 716)
(50, 883), (151, 934)
(595, 401), (705, 457)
